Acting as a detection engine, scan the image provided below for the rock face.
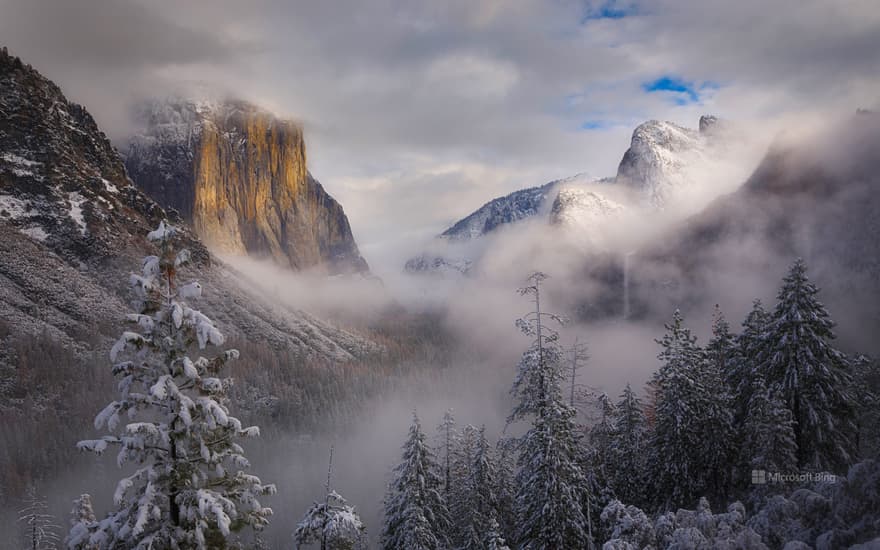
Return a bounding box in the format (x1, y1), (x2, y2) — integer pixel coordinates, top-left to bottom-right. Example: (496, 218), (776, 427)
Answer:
(0, 47), (375, 362)
(125, 99), (368, 274)
(616, 119), (708, 206)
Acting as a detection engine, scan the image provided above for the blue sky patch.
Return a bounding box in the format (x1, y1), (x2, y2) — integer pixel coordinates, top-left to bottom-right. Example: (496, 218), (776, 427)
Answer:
(642, 76), (720, 105)
(581, 1), (637, 22)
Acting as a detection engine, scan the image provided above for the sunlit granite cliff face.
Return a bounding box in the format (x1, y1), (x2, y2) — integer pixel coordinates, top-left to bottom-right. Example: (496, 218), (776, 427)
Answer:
(125, 99), (368, 274)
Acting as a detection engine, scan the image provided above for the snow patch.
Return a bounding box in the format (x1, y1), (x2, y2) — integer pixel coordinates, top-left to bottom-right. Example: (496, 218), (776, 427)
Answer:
(19, 225), (49, 242)
(68, 191), (88, 235)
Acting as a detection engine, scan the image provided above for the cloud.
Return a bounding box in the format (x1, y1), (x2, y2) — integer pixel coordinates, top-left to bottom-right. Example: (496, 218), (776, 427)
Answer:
(0, 0), (878, 271)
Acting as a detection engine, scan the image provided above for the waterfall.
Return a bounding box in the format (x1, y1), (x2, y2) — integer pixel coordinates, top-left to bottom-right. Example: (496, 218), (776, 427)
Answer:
(623, 253), (629, 320)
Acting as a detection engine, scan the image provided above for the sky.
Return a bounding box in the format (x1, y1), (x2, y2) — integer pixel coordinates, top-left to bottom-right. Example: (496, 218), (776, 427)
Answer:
(1, 0), (879, 264)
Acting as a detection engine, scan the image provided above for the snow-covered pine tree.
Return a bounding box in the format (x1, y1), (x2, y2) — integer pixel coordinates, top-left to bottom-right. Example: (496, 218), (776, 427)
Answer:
(382, 413), (450, 550)
(455, 426), (502, 550)
(647, 309), (705, 510)
(729, 300), (770, 424)
(608, 383), (648, 508)
(73, 221), (275, 548)
(67, 494), (97, 549)
(696, 306), (737, 505)
(436, 410), (458, 502)
(509, 272), (588, 549)
(484, 517), (511, 550)
(492, 437), (518, 546)
(741, 373), (798, 501)
(19, 486), (61, 550)
(294, 446), (365, 550)
(448, 424), (479, 549)
(851, 355), (880, 458)
(589, 393), (615, 480)
(758, 258), (856, 471)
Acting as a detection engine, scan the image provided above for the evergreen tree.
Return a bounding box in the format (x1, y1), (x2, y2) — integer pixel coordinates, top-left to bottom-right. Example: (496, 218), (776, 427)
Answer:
(73, 221), (275, 548)
(851, 355), (880, 458)
(448, 424), (478, 548)
(67, 494), (97, 550)
(484, 518), (511, 550)
(697, 306), (737, 504)
(294, 447), (365, 550)
(294, 492), (365, 550)
(382, 413), (450, 550)
(509, 272), (588, 549)
(588, 393), (615, 481)
(436, 410), (458, 503)
(647, 309), (705, 510)
(758, 259), (856, 471)
(455, 426), (501, 550)
(730, 300), (770, 423)
(18, 486), (60, 550)
(492, 437), (518, 546)
(741, 374), (798, 485)
(608, 384), (648, 507)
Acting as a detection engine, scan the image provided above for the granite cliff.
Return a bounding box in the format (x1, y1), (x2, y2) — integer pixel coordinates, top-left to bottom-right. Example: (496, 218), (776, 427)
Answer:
(125, 99), (368, 274)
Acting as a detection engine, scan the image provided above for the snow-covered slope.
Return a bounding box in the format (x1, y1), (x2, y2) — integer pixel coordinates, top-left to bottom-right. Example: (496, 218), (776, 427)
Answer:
(0, 47), (376, 363)
(549, 187), (625, 243)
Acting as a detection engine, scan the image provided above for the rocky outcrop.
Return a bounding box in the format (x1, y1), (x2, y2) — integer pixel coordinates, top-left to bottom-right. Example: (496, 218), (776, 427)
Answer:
(0, 46), (375, 361)
(125, 99), (368, 274)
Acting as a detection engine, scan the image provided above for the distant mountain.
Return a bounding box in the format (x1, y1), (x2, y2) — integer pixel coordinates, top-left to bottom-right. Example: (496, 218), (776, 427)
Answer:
(0, 47), (376, 364)
(406, 116), (724, 275)
(629, 111), (880, 351)
(616, 115), (720, 206)
(439, 173), (599, 241)
(124, 98), (368, 274)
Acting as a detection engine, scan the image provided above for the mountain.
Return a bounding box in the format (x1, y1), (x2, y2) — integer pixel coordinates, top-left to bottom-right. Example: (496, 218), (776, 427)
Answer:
(124, 98), (368, 274)
(616, 115), (723, 206)
(0, 47), (375, 365)
(439, 173), (597, 241)
(628, 111), (880, 352)
(548, 187), (625, 248)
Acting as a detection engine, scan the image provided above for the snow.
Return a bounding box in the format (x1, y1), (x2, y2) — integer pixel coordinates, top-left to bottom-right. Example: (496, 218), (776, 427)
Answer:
(68, 191), (87, 235)
(102, 177), (120, 194)
(19, 225), (48, 241)
(0, 194), (31, 219)
(1, 152), (43, 180)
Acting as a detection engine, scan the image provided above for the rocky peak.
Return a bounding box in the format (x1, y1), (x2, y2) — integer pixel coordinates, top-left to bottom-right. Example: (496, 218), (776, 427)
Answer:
(615, 118), (709, 206)
(125, 98), (368, 274)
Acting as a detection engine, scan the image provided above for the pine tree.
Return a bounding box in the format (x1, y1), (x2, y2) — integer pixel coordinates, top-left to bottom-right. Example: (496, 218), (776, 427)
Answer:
(741, 374), (798, 482)
(455, 426), (501, 550)
(484, 517), (511, 550)
(436, 410), (458, 503)
(448, 424), (479, 548)
(696, 306), (737, 504)
(294, 446), (365, 550)
(492, 437), (518, 546)
(382, 413), (450, 550)
(730, 300), (770, 423)
(66, 494), (97, 550)
(589, 393), (615, 481)
(509, 272), (588, 549)
(758, 259), (856, 471)
(73, 221), (275, 548)
(18, 486), (60, 550)
(608, 384), (648, 507)
(647, 309), (705, 510)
